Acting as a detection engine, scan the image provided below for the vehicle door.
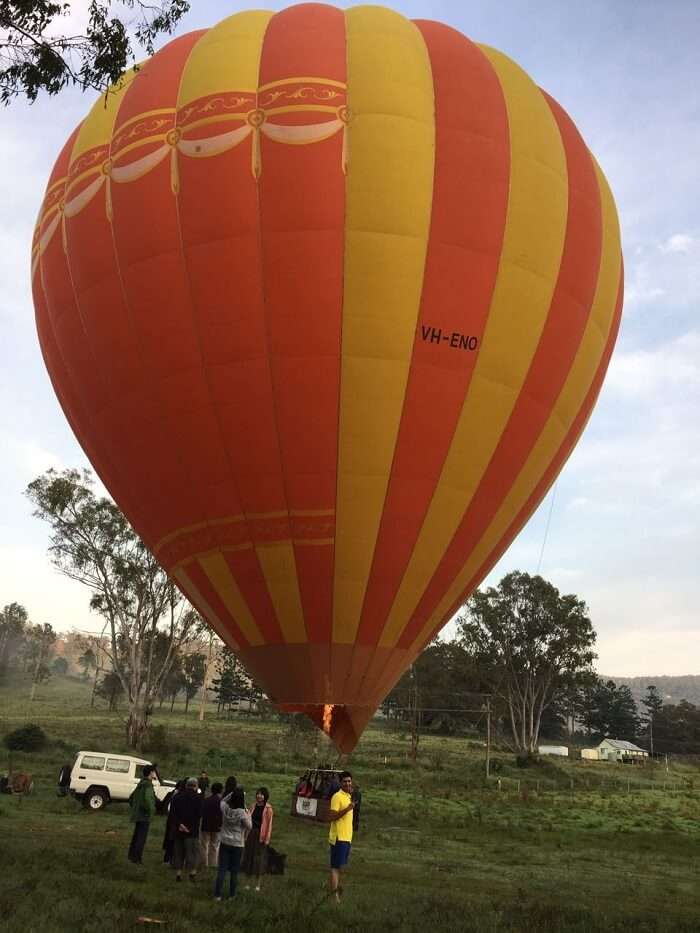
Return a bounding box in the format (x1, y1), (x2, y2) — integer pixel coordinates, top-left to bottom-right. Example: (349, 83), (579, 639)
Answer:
(73, 754), (106, 792)
(151, 768), (170, 803)
(105, 756), (135, 801)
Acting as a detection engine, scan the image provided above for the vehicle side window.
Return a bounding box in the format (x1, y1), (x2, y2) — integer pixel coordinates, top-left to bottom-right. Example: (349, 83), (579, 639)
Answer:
(106, 758), (130, 773)
(80, 755), (105, 770)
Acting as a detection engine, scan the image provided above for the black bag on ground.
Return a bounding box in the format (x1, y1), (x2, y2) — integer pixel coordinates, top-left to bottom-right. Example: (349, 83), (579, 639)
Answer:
(266, 846), (286, 875)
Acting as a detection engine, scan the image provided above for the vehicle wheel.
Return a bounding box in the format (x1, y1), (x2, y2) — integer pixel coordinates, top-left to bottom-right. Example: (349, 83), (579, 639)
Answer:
(83, 787), (109, 810)
(57, 765), (71, 795)
(57, 764), (71, 787)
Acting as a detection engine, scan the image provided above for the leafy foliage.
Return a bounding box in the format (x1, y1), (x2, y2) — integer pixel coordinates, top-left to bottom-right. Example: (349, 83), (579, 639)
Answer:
(457, 571), (597, 753)
(77, 646), (96, 679)
(51, 656), (69, 676)
(0, 602), (29, 674)
(581, 679), (641, 742)
(95, 669), (124, 710)
(3, 723), (47, 751)
(652, 700), (700, 755)
(0, 1), (190, 104)
(383, 639), (489, 735)
(209, 647), (251, 715)
(24, 622), (56, 675)
(26, 468), (203, 747)
(180, 651), (206, 712)
(641, 684), (664, 721)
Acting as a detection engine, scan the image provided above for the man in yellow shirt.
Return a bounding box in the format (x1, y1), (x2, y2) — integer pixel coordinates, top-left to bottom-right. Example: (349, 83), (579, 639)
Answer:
(328, 771), (354, 901)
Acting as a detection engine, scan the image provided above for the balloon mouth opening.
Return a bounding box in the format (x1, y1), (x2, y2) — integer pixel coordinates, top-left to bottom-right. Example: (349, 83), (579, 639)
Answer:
(278, 702), (370, 754)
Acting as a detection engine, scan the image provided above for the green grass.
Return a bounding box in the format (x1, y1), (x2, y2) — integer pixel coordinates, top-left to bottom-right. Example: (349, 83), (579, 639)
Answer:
(1, 673), (699, 932)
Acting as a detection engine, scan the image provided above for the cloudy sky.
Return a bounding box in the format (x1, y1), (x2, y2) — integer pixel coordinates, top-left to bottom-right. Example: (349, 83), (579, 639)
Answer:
(1, 1), (698, 676)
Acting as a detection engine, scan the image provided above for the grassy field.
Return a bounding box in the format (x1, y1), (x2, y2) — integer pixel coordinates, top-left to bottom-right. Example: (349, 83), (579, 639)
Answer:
(1, 674), (699, 933)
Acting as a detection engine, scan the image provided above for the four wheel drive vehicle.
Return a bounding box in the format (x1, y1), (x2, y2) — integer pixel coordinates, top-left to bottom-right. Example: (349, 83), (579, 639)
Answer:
(57, 751), (177, 811)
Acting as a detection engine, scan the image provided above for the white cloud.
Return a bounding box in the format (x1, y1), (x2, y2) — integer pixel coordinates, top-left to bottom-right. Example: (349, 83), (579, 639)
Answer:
(659, 234), (697, 254)
(5, 437), (65, 484)
(605, 331), (700, 400)
(567, 496), (591, 510)
(624, 261), (665, 308)
(624, 234), (700, 314)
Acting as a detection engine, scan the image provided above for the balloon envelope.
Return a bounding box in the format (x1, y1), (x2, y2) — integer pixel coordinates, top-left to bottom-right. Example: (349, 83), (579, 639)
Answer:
(32, 3), (623, 751)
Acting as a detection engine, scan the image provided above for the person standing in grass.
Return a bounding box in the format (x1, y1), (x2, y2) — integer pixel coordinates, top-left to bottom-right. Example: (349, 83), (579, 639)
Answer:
(170, 777), (203, 882)
(162, 779), (186, 864)
(328, 771), (355, 902)
(199, 781), (223, 869)
(242, 787), (273, 891)
(215, 786), (251, 901)
(128, 764), (157, 865)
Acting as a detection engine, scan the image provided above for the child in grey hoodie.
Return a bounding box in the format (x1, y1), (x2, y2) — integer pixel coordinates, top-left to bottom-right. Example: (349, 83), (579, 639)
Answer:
(214, 787), (252, 900)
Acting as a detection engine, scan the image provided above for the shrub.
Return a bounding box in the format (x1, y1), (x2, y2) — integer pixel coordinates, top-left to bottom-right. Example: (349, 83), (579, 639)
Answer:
(142, 724), (170, 756)
(3, 724), (48, 751)
(515, 752), (539, 768)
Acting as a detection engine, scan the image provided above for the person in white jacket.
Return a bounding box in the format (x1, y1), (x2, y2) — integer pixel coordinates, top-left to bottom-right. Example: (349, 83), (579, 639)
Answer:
(214, 787), (252, 900)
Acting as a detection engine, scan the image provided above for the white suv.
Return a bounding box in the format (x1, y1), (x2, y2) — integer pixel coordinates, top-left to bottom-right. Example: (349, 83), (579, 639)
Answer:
(57, 750), (177, 811)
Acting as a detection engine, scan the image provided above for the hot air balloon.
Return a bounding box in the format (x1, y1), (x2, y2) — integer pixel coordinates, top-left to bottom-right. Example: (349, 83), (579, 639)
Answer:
(31, 3), (623, 752)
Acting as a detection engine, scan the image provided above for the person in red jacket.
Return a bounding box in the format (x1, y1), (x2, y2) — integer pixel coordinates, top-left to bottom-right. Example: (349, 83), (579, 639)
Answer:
(241, 787), (273, 891)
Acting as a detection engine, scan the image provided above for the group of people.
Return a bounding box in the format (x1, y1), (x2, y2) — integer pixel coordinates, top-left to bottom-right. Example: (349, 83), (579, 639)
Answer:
(127, 764), (357, 903)
(128, 766), (273, 900)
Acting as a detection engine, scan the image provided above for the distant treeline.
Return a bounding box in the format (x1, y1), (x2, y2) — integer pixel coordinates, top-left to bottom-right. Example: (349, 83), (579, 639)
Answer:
(601, 675), (700, 707)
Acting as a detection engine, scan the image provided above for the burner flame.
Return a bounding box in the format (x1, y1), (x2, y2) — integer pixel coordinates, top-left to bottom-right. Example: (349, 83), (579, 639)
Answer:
(322, 703), (334, 736)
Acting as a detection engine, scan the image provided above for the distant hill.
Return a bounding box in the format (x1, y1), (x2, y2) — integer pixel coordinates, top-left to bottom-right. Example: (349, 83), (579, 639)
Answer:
(601, 675), (700, 707)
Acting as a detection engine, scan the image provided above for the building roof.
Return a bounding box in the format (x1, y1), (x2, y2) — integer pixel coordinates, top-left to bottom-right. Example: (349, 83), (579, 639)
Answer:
(599, 739), (647, 752)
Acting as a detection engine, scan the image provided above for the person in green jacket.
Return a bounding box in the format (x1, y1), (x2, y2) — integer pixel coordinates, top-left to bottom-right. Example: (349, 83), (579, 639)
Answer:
(128, 764), (157, 864)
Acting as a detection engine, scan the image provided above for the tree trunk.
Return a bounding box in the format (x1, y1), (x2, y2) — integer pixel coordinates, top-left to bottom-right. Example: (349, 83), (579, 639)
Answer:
(126, 703), (149, 749)
(90, 665), (100, 708)
(170, 692), (176, 713)
(199, 633), (214, 722)
(30, 642), (45, 702)
(184, 694), (190, 714)
(507, 694), (520, 750)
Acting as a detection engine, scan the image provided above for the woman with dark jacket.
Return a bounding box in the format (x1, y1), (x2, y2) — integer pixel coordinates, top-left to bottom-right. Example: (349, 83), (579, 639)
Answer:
(162, 780), (185, 864)
(170, 777), (203, 882)
(242, 787), (273, 891)
(214, 786), (251, 900)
